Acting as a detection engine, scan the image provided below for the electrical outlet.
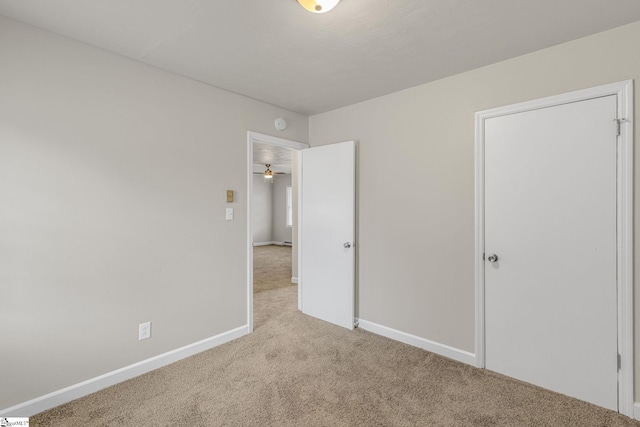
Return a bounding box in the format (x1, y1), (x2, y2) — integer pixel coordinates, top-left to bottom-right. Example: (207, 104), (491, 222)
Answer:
(139, 321), (151, 340)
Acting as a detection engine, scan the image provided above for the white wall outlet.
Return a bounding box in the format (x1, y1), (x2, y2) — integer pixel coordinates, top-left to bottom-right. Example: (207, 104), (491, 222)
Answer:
(225, 207), (234, 220)
(139, 321), (151, 340)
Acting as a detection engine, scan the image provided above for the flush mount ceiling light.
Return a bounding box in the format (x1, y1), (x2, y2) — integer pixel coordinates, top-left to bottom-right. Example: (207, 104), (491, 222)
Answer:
(296, 0), (340, 13)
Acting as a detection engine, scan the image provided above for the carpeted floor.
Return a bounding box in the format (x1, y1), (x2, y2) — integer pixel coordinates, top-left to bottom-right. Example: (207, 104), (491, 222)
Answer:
(253, 244), (294, 293)
(32, 285), (640, 426)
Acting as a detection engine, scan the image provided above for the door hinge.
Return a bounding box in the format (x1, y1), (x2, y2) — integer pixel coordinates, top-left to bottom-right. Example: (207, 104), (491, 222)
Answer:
(482, 253), (485, 261)
(615, 118), (628, 136)
(617, 353), (621, 370)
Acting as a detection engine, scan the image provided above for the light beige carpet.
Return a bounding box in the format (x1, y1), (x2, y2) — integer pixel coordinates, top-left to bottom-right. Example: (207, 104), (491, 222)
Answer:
(33, 286), (639, 426)
(253, 244), (294, 293)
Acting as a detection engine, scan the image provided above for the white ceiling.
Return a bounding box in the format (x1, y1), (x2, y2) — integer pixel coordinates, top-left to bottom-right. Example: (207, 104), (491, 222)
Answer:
(2, 1), (640, 115)
(253, 142), (293, 175)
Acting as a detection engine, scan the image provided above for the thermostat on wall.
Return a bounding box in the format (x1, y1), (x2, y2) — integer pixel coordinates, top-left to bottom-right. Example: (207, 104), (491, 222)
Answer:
(274, 117), (287, 131)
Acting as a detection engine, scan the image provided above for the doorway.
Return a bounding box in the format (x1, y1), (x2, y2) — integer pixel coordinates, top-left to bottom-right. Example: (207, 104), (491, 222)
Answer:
(251, 143), (296, 328)
(247, 132), (308, 332)
(247, 132), (357, 333)
(474, 81), (633, 415)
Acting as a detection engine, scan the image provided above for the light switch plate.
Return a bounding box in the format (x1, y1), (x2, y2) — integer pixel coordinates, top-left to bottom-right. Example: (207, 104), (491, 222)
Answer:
(226, 208), (234, 220)
(226, 190), (234, 202)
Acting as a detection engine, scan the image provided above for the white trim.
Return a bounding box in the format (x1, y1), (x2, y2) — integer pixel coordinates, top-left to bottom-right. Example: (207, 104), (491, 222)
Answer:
(474, 98), (485, 369)
(247, 133), (254, 332)
(357, 319), (475, 366)
(253, 241), (285, 247)
(474, 81), (632, 120)
(633, 402), (640, 420)
(247, 132), (308, 333)
(615, 80), (634, 417)
(296, 151), (303, 311)
(474, 80), (634, 416)
(291, 277), (298, 284)
(248, 132), (308, 151)
(0, 325), (249, 417)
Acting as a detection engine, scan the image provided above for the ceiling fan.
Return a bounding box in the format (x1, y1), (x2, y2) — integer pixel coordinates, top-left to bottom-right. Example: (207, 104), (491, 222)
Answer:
(253, 164), (286, 183)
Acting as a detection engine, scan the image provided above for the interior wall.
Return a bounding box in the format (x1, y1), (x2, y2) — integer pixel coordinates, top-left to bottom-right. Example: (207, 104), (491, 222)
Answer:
(272, 175), (292, 244)
(251, 175), (273, 244)
(251, 174), (291, 245)
(309, 21), (640, 392)
(0, 16), (308, 410)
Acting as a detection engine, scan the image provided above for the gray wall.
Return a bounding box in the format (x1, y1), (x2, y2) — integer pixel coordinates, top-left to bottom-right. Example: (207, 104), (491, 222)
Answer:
(0, 17), (308, 409)
(272, 175), (292, 244)
(4, 13), (640, 410)
(309, 21), (640, 392)
(251, 174), (292, 245)
(251, 175), (273, 244)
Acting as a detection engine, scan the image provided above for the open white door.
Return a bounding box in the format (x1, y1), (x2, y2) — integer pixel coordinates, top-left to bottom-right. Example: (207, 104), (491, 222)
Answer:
(300, 141), (355, 330)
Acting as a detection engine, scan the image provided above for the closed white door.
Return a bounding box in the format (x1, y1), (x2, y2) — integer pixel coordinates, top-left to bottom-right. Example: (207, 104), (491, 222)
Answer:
(484, 95), (618, 410)
(300, 141), (355, 330)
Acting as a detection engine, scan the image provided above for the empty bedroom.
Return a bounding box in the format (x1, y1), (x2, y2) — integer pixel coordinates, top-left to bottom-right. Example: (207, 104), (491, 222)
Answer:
(2, 0), (640, 425)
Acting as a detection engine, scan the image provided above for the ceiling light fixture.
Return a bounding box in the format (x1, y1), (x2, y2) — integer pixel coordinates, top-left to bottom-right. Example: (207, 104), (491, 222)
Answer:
(296, 0), (340, 13)
(264, 164), (274, 183)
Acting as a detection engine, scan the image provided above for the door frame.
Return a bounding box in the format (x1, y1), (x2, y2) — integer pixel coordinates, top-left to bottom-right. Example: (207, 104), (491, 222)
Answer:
(474, 80), (634, 415)
(247, 131), (309, 332)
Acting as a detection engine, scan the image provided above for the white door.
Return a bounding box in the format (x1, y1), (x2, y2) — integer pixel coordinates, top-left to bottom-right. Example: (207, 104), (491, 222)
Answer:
(484, 95), (618, 410)
(300, 141), (355, 330)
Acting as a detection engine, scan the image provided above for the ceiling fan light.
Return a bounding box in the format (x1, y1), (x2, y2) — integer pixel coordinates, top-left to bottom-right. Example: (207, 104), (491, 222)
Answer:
(296, 0), (340, 14)
(264, 164), (274, 183)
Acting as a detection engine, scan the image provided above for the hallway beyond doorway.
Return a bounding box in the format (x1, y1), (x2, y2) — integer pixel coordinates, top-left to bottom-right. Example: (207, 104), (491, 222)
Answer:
(253, 245), (294, 293)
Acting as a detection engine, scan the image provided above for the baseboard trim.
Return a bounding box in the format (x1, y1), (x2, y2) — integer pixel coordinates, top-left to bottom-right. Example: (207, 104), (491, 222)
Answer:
(0, 325), (249, 417)
(253, 241), (291, 247)
(291, 277), (298, 284)
(357, 319), (475, 366)
(633, 402), (640, 420)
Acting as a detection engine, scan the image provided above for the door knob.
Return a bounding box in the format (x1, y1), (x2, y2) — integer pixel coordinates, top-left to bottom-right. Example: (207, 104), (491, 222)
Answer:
(344, 242), (352, 249)
(487, 254), (498, 262)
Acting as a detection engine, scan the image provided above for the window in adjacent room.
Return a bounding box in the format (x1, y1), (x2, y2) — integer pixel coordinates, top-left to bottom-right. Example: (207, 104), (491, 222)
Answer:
(286, 185), (293, 228)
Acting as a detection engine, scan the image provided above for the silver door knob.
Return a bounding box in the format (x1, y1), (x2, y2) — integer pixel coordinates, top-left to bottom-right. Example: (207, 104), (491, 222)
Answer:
(344, 242), (352, 248)
(487, 254), (498, 262)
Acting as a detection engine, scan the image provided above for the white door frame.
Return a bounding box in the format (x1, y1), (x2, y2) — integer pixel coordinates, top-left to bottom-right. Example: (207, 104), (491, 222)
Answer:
(474, 80), (634, 416)
(247, 131), (309, 332)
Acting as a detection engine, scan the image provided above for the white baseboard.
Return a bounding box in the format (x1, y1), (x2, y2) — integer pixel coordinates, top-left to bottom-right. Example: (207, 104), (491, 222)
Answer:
(357, 319), (475, 366)
(0, 325), (249, 418)
(253, 241), (277, 246)
(253, 241), (293, 247)
(633, 402), (640, 420)
(291, 277), (298, 284)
